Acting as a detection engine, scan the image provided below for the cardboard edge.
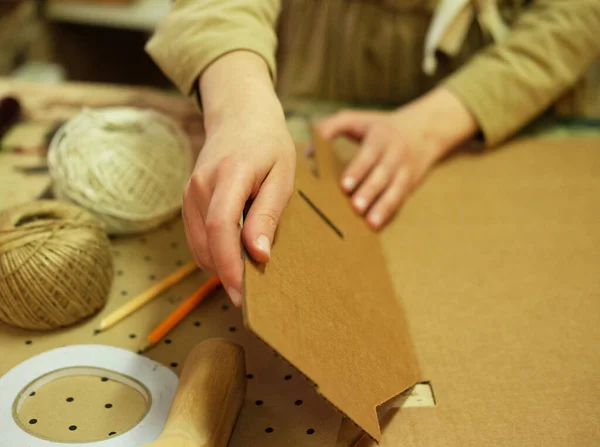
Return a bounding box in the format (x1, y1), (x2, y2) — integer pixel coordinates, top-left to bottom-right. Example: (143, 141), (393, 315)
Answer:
(238, 309), (384, 443)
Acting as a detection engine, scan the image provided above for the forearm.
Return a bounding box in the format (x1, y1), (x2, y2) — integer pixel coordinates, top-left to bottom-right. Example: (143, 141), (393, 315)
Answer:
(398, 87), (478, 158)
(442, 0), (600, 146)
(200, 51), (284, 132)
(146, 0), (281, 98)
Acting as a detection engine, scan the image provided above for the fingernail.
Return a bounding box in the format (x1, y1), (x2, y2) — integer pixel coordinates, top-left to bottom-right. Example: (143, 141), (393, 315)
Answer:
(369, 212), (383, 229)
(256, 235), (271, 256)
(227, 288), (243, 307)
(342, 176), (355, 191)
(354, 196), (367, 212)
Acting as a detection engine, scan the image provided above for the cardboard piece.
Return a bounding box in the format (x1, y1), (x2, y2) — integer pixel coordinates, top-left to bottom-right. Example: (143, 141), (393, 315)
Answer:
(243, 129), (422, 442)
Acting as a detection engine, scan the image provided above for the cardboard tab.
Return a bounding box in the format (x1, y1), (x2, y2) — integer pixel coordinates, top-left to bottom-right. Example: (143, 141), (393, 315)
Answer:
(243, 130), (421, 441)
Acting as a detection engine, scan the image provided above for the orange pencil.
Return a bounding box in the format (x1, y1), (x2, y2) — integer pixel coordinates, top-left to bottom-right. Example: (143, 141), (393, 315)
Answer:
(138, 276), (222, 353)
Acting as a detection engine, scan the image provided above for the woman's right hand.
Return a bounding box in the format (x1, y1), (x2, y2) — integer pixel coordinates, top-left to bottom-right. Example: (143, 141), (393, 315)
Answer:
(182, 51), (296, 308)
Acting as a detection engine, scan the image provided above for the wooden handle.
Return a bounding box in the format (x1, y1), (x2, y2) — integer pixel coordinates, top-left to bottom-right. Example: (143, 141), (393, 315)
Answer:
(144, 338), (246, 447)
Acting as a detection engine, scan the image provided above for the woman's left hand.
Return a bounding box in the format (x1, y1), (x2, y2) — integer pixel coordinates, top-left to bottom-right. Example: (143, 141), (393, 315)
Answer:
(316, 87), (477, 231)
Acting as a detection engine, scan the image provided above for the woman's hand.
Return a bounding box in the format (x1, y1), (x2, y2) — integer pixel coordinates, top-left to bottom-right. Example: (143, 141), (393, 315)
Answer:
(316, 87), (478, 230)
(183, 51), (296, 307)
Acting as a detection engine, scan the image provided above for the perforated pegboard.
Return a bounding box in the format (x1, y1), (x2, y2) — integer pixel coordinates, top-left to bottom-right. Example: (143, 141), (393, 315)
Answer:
(0, 217), (343, 446)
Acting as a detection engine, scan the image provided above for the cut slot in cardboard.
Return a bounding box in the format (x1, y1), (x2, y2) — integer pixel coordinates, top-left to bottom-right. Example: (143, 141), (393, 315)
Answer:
(243, 128), (422, 442)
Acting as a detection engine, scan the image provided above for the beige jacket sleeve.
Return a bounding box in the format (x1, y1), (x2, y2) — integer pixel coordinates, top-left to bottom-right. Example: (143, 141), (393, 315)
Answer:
(145, 0), (281, 98)
(443, 0), (600, 147)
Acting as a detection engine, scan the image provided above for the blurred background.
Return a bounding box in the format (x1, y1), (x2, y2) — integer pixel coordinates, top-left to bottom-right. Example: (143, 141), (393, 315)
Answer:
(2, 0), (599, 117)
(0, 0), (173, 88)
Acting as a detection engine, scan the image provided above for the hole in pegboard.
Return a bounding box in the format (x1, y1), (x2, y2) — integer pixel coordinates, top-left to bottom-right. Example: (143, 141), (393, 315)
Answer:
(255, 400), (264, 406)
(170, 362), (178, 368)
(129, 334), (136, 339)
(295, 400), (303, 406)
(93, 329), (101, 336)
(66, 397), (74, 402)
(117, 270), (124, 276)
(229, 326), (237, 333)
(164, 339), (172, 345)
(29, 419), (37, 425)
(120, 291), (128, 296)
(171, 242), (178, 249)
(29, 392), (35, 397)
(176, 260), (184, 267)
(101, 377), (109, 382)
(25, 340), (32, 345)
(144, 256), (151, 262)
(246, 374), (254, 379)
(307, 428), (315, 435)
(265, 427), (274, 434)
(222, 304), (229, 311)
(109, 432), (116, 436)
(105, 404), (113, 409)
(149, 274), (156, 281)
(69, 425), (78, 431)
(193, 321), (201, 327)
(284, 375), (292, 381)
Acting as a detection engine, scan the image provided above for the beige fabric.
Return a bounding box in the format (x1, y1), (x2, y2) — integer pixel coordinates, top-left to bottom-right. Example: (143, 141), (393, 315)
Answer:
(145, 0), (281, 96)
(444, 0), (600, 145)
(423, 0), (509, 76)
(146, 0), (600, 146)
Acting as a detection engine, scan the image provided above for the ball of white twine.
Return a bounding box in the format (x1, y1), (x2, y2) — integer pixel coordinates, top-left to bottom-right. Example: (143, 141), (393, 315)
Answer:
(48, 107), (192, 235)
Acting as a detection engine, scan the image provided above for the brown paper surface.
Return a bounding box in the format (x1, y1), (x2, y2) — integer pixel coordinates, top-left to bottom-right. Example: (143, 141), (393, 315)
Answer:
(361, 136), (600, 446)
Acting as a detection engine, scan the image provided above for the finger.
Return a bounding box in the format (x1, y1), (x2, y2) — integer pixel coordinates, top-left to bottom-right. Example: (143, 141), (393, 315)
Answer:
(182, 202), (214, 271)
(186, 168), (216, 220)
(350, 158), (395, 215)
(340, 125), (387, 194)
(242, 163), (294, 264)
(204, 166), (255, 307)
(365, 167), (411, 231)
(316, 110), (376, 141)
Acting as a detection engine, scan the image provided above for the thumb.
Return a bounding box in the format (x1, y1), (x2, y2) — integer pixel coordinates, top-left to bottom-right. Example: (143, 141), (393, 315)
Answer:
(242, 166), (294, 263)
(316, 110), (376, 141)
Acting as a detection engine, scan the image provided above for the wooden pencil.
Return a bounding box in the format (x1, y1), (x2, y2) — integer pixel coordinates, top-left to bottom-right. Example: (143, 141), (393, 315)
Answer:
(97, 261), (198, 332)
(138, 276), (222, 353)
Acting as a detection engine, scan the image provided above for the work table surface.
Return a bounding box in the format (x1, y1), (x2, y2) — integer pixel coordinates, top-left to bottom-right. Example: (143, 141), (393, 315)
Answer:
(1, 79), (600, 447)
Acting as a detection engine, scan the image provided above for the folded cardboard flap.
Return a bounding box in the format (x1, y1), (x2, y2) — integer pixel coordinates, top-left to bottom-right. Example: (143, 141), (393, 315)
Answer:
(243, 129), (422, 441)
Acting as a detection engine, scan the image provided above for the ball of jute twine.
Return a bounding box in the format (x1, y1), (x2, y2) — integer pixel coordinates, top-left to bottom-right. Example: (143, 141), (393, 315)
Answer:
(0, 200), (113, 331)
(48, 107), (193, 235)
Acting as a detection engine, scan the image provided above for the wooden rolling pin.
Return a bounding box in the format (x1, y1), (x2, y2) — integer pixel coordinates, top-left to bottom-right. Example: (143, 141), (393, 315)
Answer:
(144, 338), (247, 447)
